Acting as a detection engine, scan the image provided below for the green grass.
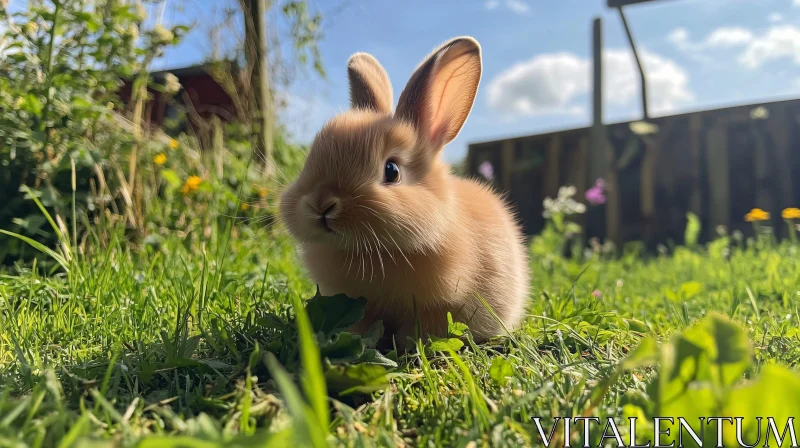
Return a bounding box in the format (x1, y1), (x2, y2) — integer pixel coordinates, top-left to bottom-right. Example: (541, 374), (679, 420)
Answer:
(2, 217), (800, 447)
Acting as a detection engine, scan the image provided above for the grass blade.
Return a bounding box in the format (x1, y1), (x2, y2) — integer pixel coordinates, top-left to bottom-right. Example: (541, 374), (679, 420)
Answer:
(291, 293), (330, 432)
(20, 185), (72, 261)
(0, 229), (69, 271)
(264, 352), (327, 448)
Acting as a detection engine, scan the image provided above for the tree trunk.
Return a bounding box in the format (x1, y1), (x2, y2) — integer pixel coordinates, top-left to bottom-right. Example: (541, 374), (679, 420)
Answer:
(243, 0), (274, 177)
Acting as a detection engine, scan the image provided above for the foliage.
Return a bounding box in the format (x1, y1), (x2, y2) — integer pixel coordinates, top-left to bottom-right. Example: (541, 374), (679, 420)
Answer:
(618, 313), (800, 447)
(0, 0), (185, 265)
(530, 185), (590, 268)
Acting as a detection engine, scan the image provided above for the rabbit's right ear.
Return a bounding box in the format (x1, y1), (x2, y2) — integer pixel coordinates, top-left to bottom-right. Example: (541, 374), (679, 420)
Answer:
(347, 53), (393, 114)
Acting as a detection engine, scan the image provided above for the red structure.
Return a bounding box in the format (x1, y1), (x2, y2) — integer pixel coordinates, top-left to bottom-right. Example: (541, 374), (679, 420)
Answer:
(117, 63), (238, 132)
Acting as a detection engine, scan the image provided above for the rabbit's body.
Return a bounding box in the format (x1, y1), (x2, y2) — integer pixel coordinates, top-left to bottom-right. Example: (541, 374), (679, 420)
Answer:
(280, 37), (529, 349)
(300, 173), (528, 344)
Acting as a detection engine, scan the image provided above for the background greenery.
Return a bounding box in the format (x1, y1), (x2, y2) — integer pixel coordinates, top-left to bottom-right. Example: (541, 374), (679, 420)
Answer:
(2, 1), (800, 447)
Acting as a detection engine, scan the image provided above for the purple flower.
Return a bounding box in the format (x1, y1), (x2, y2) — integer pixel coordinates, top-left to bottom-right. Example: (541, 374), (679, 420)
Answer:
(585, 178), (606, 205)
(478, 161), (494, 181)
(592, 289), (602, 298)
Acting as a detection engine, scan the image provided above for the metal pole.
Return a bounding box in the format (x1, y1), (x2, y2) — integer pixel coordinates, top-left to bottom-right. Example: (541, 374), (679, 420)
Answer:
(617, 6), (649, 121)
(590, 17), (605, 182)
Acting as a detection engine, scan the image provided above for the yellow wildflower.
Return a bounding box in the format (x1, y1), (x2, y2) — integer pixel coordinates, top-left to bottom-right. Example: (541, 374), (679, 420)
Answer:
(181, 175), (202, 195)
(153, 153), (167, 165)
(240, 202), (250, 211)
(258, 187), (268, 198)
(744, 208), (769, 222)
(783, 208), (800, 220)
(168, 138), (179, 150)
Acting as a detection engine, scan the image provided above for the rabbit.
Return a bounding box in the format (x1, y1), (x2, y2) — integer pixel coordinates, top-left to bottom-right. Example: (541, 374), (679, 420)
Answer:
(279, 36), (529, 351)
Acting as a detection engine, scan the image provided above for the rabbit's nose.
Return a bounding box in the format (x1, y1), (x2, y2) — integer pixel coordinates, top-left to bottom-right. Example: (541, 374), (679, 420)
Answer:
(316, 195), (340, 232)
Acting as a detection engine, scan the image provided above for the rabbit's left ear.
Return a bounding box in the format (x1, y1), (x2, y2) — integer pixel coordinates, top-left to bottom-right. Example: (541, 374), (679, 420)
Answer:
(395, 37), (482, 148)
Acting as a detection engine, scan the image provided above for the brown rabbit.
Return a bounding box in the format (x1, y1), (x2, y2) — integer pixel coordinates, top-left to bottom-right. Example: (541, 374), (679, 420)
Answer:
(279, 37), (529, 350)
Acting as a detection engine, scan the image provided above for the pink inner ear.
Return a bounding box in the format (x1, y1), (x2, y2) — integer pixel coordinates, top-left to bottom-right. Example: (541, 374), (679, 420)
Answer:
(429, 118), (450, 148)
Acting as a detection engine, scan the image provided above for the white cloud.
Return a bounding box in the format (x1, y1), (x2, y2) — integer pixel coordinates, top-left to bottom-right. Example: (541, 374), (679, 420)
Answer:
(667, 27), (690, 49)
(668, 26), (753, 52)
(795, 0), (800, 6)
(674, 24), (800, 70)
(486, 48), (693, 117)
(485, 0), (530, 14)
(769, 12), (784, 23)
(704, 27), (754, 47)
(506, 0), (530, 14)
(487, 53), (589, 116)
(739, 25), (800, 68)
(604, 49), (693, 114)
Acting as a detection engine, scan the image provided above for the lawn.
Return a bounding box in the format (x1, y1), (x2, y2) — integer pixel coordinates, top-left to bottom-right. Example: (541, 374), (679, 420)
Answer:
(5, 0), (800, 446)
(2, 205), (800, 447)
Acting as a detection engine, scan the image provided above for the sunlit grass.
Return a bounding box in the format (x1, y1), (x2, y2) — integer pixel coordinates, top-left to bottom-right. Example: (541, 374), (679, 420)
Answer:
(1, 218), (800, 446)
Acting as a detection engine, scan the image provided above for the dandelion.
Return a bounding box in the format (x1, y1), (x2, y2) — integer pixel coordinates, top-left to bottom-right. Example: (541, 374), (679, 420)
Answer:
(240, 202), (250, 211)
(258, 187), (268, 198)
(153, 153), (167, 165)
(782, 208), (800, 220)
(478, 161), (494, 181)
(585, 178), (606, 205)
(181, 175), (202, 195)
(168, 138), (179, 150)
(744, 208), (769, 222)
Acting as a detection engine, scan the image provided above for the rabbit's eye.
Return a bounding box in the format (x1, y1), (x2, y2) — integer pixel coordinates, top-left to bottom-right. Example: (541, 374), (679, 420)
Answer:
(384, 160), (401, 184)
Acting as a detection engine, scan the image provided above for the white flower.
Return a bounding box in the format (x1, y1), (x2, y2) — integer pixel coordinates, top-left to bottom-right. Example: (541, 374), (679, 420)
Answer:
(163, 73), (181, 95)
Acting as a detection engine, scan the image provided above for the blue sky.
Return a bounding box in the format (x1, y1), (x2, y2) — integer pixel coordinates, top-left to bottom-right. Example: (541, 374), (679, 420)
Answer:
(154, 0), (800, 163)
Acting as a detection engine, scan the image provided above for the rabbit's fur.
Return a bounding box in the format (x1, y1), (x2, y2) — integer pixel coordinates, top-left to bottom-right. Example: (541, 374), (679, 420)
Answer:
(280, 37), (529, 350)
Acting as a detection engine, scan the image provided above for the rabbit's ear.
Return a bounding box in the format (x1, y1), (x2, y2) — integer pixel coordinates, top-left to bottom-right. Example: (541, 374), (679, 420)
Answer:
(347, 53), (393, 114)
(396, 37), (482, 148)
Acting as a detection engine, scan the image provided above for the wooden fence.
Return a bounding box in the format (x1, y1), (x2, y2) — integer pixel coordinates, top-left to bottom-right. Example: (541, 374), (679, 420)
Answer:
(465, 98), (800, 247)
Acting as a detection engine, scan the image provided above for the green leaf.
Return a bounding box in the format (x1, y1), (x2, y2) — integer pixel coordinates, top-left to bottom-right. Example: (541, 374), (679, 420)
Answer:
(319, 332), (364, 362)
(160, 169), (182, 189)
(489, 357), (514, 385)
(684, 212), (701, 247)
(360, 320), (384, 347)
(723, 364), (800, 443)
(324, 363), (390, 396)
(620, 336), (658, 371)
(679, 281), (703, 299)
(23, 94), (43, 115)
(304, 289), (366, 336)
(428, 337), (464, 352)
(625, 318), (649, 333)
(447, 312), (468, 337)
(356, 349), (398, 368)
